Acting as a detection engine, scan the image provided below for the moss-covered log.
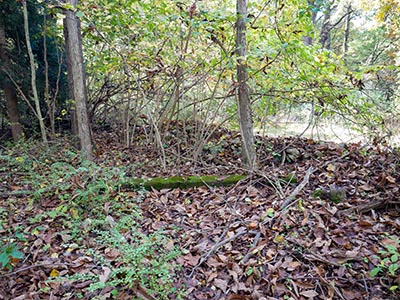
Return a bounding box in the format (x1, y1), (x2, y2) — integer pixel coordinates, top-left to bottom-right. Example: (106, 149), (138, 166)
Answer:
(121, 175), (246, 190)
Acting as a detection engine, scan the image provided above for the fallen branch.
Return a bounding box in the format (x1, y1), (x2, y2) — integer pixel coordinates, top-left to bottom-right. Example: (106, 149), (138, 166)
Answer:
(121, 174), (246, 190)
(341, 198), (391, 215)
(280, 166), (313, 210)
(0, 262), (72, 277)
(0, 190), (32, 199)
(240, 231), (261, 265)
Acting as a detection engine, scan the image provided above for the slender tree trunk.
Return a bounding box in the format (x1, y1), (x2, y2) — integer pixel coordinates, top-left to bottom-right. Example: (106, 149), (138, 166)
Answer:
(0, 21), (23, 141)
(64, 0), (93, 160)
(302, 0), (317, 46)
(22, 0), (48, 145)
(343, 4), (352, 57)
(43, 13), (55, 135)
(235, 0), (256, 170)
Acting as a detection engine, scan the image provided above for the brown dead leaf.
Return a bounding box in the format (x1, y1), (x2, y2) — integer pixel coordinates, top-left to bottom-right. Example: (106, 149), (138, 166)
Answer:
(104, 247), (120, 259)
(71, 256), (93, 268)
(300, 290), (319, 298)
(213, 278), (228, 293)
(99, 266), (111, 284)
(183, 253), (199, 266)
(342, 289), (361, 300)
(381, 238), (399, 249)
(386, 175), (396, 184)
(248, 221), (258, 230)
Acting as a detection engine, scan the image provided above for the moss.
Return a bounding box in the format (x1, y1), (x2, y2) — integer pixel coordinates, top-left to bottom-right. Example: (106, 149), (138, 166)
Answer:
(280, 173), (297, 184)
(312, 188), (346, 204)
(329, 188), (347, 204)
(312, 189), (326, 199)
(121, 175), (246, 190)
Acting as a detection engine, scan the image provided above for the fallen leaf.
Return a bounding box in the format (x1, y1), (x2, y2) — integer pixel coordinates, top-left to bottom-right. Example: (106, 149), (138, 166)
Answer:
(300, 290), (319, 298)
(386, 175), (396, 184)
(213, 278), (228, 293)
(49, 269), (59, 277)
(100, 266), (111, 284)
(327, 164), (335, 172)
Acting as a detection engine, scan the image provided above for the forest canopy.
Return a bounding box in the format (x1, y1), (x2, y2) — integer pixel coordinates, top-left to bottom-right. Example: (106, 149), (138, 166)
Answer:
(0, 0), (399, 153)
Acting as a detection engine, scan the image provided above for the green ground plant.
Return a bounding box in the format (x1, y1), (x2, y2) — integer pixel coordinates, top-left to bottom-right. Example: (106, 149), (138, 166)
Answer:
(1, 140), (184, 299)
(0, 243), (23, 270)
(85, 215), (182, 299)
(370, 235), (400, 293)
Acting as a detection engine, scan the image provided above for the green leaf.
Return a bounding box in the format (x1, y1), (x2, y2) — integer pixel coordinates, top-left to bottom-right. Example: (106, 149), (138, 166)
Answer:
(10, 246), (23, 259)
(388, 264), (398, 276)
(389, 285), (398, 292)
(61, 3), (75, 10)
(370, 267), (381, 277)
(0, 252), (9, 268)
(76, 11), (84, 18)
(266, 207), (275, 218)
(386, 245), (397, 253)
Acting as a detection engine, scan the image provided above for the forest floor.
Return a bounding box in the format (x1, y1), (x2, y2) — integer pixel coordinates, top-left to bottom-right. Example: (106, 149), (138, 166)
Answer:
(0, 122), (399, 300)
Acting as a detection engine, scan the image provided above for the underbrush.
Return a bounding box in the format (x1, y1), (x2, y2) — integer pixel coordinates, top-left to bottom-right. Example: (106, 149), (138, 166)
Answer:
(2, 134), (400, 299)
(0, 139), (184, 299)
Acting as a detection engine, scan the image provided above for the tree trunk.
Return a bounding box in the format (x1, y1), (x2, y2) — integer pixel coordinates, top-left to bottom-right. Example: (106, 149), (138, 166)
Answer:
(235, 0), (256, 170)
(42, 12), (56, 136)
(3, 85), (23, 141)
(63, 22), (78, 137)
(319, 4), (333, 49)
(22, 0), (48, 145)
(302, 0), (317, 46)
(0, 21), (23, 141)
(64, 0), (93, 160)
(343, 4), (352, 56)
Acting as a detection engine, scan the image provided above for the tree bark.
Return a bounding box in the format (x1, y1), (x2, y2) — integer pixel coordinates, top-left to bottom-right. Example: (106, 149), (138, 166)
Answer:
(0, 17), (23, 141)
(343, 4), (352, 56)
(235, 0), (256, 170)
(63, 22), (78, 137)
(64, 0), (93, 160)
(302, 0), (317, 46)
(42, 13), (55, 136)
(319, 4), (333, 49)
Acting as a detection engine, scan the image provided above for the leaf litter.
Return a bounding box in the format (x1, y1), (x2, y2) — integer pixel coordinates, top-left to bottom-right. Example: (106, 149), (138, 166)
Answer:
(0, 124), (399, 299)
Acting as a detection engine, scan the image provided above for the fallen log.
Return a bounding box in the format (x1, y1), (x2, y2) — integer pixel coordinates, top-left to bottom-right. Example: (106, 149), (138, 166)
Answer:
(120, 175), (246, 190)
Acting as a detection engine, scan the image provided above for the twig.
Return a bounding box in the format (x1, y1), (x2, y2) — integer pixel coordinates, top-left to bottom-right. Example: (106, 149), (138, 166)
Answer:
(280, 166), (313, 210)
(261, 173), (284, 199)
(0, 262), (72, 277)
(240, 231), (261, 264)
(0, 190), (32, 199)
